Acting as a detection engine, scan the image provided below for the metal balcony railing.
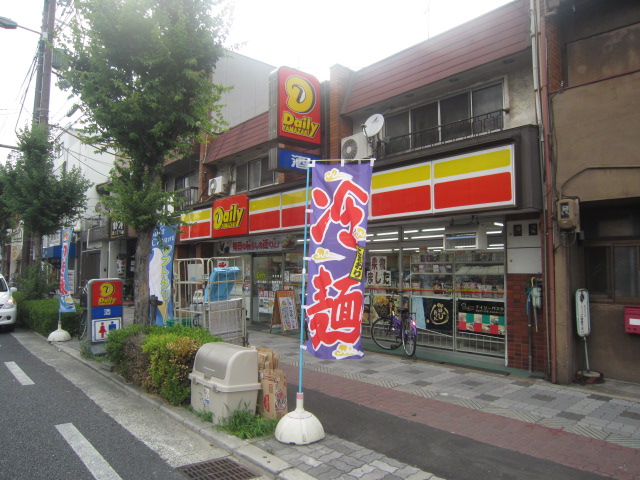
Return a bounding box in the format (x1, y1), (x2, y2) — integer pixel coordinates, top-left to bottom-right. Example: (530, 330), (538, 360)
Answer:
(384, 110), (506, 157)
(175, 186), (200, 208)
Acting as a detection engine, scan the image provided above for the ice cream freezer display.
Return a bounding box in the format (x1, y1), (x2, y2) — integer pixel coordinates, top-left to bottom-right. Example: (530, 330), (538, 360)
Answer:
(408, 250), (505, 356)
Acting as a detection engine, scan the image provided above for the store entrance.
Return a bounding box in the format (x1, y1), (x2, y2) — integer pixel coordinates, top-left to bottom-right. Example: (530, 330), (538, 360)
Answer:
(251, 251), (304, 324)
(252, 254), (282, 323)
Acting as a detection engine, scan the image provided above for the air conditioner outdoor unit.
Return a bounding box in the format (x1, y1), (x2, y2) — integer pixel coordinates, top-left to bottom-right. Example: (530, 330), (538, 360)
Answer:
(340, 132), (372, 159)
(208, 176), (228, 196)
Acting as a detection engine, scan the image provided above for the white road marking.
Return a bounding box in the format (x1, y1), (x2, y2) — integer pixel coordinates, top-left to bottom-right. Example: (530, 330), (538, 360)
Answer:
(4, 361), (35, 385)
(55, 423), (123, 480)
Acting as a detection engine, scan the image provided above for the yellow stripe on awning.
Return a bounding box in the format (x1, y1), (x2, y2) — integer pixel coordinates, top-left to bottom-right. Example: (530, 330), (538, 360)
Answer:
(282, 189), (308, 207)
(434, 147), (512, 179)
(181, 208), (210, 223)
(250, 194), (281, 212)
(372, 164), (430, 190)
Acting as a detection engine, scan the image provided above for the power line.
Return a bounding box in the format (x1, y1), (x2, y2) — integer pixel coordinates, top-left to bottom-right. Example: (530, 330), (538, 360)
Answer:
(58, 145), (111, 178)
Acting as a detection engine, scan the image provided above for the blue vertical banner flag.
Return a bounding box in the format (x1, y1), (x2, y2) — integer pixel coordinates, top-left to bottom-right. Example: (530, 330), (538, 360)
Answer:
(305, 163), (373, 359)
(59, 228), (76, 313)
(148, 225), (176, 325)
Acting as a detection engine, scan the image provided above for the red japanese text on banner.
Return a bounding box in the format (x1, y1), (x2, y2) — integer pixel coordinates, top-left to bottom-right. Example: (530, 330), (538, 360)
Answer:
(305, 163), (372, 359)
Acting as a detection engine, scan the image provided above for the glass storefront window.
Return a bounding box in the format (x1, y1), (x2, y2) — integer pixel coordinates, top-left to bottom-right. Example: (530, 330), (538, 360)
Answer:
(364, 220), (506, 357)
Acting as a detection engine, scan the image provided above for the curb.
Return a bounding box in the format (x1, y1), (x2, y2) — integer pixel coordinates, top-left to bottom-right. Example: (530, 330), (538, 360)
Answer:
(48, 338), (309, 480)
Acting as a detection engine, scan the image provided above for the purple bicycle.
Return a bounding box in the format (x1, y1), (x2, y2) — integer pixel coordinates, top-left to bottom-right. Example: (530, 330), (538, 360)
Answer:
(371, 292), (418, 357)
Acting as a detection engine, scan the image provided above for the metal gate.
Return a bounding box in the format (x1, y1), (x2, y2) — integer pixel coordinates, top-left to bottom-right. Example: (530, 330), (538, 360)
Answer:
(173, 257), (246, 345)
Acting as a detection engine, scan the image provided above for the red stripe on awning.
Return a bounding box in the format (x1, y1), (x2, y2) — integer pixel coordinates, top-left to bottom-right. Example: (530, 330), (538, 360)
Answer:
(434, 172), (512, 210)
(282, 205), (306, 228)
(249, 211), (280, 232)
(371, 185), (431, 218)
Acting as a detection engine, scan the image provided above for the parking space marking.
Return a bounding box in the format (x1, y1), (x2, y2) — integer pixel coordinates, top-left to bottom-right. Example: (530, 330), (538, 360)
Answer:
(56, 423), (123, 480)
(4, 361), (35, 385)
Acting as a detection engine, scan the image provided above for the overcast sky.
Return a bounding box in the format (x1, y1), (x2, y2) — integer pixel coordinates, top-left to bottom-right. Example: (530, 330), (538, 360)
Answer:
(0, 0), (513, 156)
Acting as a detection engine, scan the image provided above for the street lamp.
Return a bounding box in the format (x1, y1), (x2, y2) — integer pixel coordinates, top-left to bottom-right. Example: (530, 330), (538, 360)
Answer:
(0, 0), (56, 127)
(0, 15), (41, 34)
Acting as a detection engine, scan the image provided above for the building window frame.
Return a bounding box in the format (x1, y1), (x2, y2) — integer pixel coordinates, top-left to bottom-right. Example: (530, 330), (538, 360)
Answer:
(384, 81), (505, 153)
(235, 156), (275, 193)
(584, 241), (640, 303)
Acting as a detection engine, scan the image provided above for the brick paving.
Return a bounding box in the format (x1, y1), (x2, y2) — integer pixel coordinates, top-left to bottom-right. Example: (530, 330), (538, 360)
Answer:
(248, 329), (640, 480)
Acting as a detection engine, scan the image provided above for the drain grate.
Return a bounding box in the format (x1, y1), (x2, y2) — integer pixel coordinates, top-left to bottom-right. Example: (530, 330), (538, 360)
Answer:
(177, 458), (258, 480)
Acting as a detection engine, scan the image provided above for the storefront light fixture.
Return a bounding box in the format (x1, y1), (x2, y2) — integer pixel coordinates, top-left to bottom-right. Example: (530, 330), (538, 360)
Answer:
(369, 249), (394, 253)
(373, 237), (398, 242)
(422, 227), (445, 232)
(375, 231), (399, 236)
(486, 230), (503, 235)
(494, 222), (504, 226)
(410, 234), (445, 239)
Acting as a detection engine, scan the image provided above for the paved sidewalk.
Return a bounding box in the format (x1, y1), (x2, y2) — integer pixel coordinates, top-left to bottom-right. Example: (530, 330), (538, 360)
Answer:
(54, 307), (640, 479)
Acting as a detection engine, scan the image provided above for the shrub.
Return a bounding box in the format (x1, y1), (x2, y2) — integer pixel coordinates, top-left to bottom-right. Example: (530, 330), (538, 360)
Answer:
(16, 295), (81, 336)
(104, 324), (148, 379)
(105, 323), (221, 405)
(15, 265), (51, 300)
(143, 334), (201, 405)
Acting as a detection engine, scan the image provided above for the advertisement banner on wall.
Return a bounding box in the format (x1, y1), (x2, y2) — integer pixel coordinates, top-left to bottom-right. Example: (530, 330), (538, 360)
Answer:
(305, 162), (373, 360)
(230, 233), (298, 253)
(149, 225), (176, 325)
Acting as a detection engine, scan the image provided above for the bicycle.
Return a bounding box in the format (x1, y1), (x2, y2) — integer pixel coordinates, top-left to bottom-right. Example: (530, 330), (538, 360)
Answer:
(370, 292), (418, 357)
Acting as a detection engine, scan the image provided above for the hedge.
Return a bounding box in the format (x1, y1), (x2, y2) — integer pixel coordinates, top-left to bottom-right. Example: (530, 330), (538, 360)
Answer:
(14, 292), (83, 337)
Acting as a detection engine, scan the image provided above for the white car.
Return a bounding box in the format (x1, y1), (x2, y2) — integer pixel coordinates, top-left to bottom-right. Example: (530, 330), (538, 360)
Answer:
(0, 275), (17, 332)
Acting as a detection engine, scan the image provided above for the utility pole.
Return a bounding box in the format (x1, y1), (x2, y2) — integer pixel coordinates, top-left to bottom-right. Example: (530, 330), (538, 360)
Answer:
(20, 0), (56, 274)
(33, 0), (56, 127)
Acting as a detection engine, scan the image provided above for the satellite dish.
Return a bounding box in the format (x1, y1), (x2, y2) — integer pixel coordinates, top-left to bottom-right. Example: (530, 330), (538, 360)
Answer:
(362, 113), (385, 139)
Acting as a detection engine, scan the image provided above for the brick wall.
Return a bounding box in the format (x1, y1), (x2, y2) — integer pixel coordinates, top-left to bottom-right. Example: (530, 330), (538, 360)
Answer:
(544, 12), (564, 91)
(506, 273), (549, 375)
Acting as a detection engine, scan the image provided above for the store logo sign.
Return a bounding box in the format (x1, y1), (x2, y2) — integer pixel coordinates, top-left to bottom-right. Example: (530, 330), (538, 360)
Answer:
(213, 204), (245, 230)
(270, 67), (322, 145)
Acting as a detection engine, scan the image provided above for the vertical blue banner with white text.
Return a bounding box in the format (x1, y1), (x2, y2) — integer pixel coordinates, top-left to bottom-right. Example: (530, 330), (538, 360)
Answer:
(305, 163), (372, 359)
(149, 225), (176, 325)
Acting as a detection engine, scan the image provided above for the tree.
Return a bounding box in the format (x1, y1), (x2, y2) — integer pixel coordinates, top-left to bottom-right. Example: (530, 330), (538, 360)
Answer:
(0, 124), (91, 280)
(0, 179), (18, 276)
(58, 0), (228, 324)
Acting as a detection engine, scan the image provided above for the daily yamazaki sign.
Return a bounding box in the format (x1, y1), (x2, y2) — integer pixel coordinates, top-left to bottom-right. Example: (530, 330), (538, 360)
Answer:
(270, 66), (321, 145)
(212, 194), (249, 238)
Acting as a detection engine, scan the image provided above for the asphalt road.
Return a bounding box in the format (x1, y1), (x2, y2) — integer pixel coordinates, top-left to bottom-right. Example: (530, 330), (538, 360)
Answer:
(0, 330), (223, 480)
(289, 381), (609, 480)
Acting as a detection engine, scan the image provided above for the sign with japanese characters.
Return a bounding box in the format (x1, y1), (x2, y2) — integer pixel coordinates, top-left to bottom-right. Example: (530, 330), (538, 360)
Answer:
(305, 163), (373, 359)
(88, 278), (123, 342)
(58, 228), (76, 313)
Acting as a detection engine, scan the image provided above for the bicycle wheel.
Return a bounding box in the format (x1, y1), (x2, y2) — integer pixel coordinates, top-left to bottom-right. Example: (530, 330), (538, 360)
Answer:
(371, 317), (401, 350)
(78, 310), (88, 341)
(402, 316), (417, 357)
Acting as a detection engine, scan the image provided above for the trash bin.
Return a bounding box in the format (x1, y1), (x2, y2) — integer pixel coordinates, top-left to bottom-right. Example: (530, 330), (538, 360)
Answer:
(189, 342), (261, 424)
